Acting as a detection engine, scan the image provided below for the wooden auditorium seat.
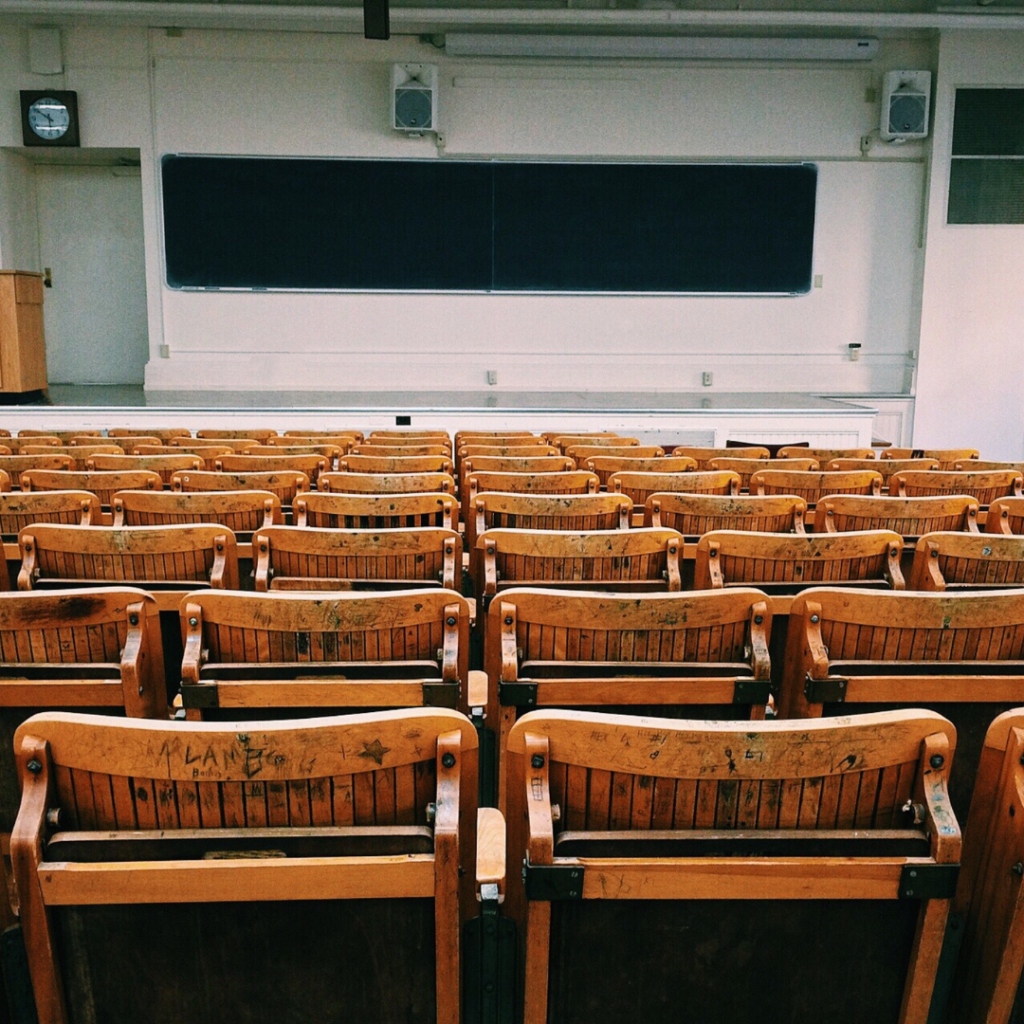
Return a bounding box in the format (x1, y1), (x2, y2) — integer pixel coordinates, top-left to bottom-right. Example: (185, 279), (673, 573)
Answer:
(889, 469), (1023, 506)
(137, 443), (233, 470)
(563, 444), (664, 464)
(112, 489), (282, 537)
(172, 469), (310, 507)
(466, 471), (599, 505)
(284, 428), (364, 442)
(20, 469), (162, 508)
(475, 528), (683, 609)
(17, 524), (239, 608)
(550, 435), (639, 454)
(985, 496), (1024, 534)
(2, 437), (61, 453)
(503, 708), (960, 1024)
(216, 453), (329, 487)
(294, 490), (458, 530)
(87, 452), (203, 485)
(955, 459), (1024, 473)
(456, 430), (542, 447)
(195, 427), (278, 441)
(0, 491), (100, 539)
(264, 435), (354, 454)
(177, 588), (471, 717)
(252, 525), (462, 591)
(0, 455), (73, 486)
(947, 707), (1024, 1024)
(370, 429), (451, 440)
(176, 437), (261, 453)
(21, 444), (123, 469)
(749, 469), (883, 504)
(693, 530), (905, 603)
(584, 455), (695, 489)
(108, 427), (191, 440)
(909, 532), (1024, 591)
(11, 707), (482, 1024)
(340, 454), (455, 476)
(319, 471), (457, 496)
(827, 457), (941, 489)
(881, 447), (980, 470)
(245, 442), (344, 462)
(779, 587), (1024, 819)
(645, 492), (807, 534)
(778, 445), (876, 461)
(485, 587), (773, 807)
(609, 470), (739, 508)
(816, 494), (980, 539)
(70, 434), (162, 451)
(17, 429), (101, 443)
(672, 445), (770, 470)
(460, 456), (575, 505)
(472, 492), (632, 535)
(707, 457), (819, 491)
(353, 443), (451, 458)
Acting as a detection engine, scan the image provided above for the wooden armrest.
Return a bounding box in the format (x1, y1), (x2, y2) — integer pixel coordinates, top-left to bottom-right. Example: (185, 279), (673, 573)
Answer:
(467, 670), (488, 712)
(477, 807), (506, 901)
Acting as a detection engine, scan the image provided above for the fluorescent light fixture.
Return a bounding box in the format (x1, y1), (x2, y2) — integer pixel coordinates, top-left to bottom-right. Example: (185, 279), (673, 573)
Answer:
(445, 34), (879, 60)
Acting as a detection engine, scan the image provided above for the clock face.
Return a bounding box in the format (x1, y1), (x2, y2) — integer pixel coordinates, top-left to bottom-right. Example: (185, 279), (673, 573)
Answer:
(28, 97), (70, 140)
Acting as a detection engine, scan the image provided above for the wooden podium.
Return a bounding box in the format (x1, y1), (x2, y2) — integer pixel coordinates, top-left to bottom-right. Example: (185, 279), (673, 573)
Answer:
(0, 271), (47, 394)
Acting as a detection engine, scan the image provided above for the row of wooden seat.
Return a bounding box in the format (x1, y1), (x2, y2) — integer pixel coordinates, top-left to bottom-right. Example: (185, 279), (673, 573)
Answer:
(9, 520), (1024, 600)
(8, 702), (1024, 1022)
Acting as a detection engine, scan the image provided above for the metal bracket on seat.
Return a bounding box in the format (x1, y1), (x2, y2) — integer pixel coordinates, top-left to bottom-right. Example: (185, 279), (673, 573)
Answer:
(499, 681), (537, 707)
(421, 681), (459, 708)
(179, 683), (219, 709)
(899, 863), (959, 900)
(733, 679), (772, 704)
(804, 675), (848, 704)
(523, 860), (584, 901)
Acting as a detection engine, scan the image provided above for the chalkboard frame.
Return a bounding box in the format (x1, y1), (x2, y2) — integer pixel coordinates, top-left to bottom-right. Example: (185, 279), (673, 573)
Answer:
(161, 155), (818, 296)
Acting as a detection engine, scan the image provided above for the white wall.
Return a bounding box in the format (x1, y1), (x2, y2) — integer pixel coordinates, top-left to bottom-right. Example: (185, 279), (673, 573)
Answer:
(915, 32), (1024, 460)
(0, 148), (38, 268)
(0, 23), (936, 395)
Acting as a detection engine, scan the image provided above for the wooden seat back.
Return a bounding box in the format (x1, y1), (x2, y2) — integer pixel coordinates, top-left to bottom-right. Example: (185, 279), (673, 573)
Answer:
(179, 588), (471, 715)
(780, 586), (1024, 818)
(455, 430), (542, 447)
(87, 453), (202, 485)
(882, 447), (980, 470)
(694, 530), (904, 597)
(253, 526), (462, 591)
(112, 489), (282, 535)
(17, 429), (101, 442)
(19, 524), (239, 593)
(195, 428), (278, 441)
(540, 431), (621, 444)
(71, 435), (162, 451)
(505, 708), (959, 1024)
(584, 455), (695, 488)
(827, 458), (941, 488)
(174, 437), (260, 453)
(476, 528), (683, 607)
(0, 491), (100, 537)
(21, 445), (123, 470)
(319, 471), (456, 495)
(609, 470), (739, 507)
(340, 454), (455, 476)
(708, 457), (819, 491)
(460, 456), (574, 505)
(646, 492), (807, 534)
(817, 494), (980, 538)
(244, 443), (343, 462)
(986, 497), (1024, 535)
(0, 468), (9, 494)
(564, 445), (664, 464)
(671, 445), (770, 469)
(369, 430), (451, 441)
(956, 459), (1024, 473)
(467, 471), (598, 506)
(216, 454), (329, 486)
(284, 428), (364, 442)
(264, 435), (355, 453)
(2, 436), (60, 452)
(294, 490), (457, 530)
(457, 443), (554, 460)
(352, 443), (450, 458)
(750, 469), (882, 504)
(473, 492), (632, 536)
(910, 532), (1024, 591)
(21, 469), (162, 507)
(486, 587), (773, 807)
(11, 707), (477, 1024)
(889, 470), (1023, 506)
(0, 454), (73, 487)
(550, 435), (639, 454)
(172, 470), (310, 507)
(108, 427), (191, 440)
(948, 708), (1024, 1024)
(137, 444), (233, 470)
(778, 446), (876, 461)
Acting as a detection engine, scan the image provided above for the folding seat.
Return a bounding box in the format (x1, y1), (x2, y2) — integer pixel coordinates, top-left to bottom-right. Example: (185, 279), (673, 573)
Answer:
(295, 490), (458, 530)
(910, 531), (1024, 591)
(749, 468), (882, 505)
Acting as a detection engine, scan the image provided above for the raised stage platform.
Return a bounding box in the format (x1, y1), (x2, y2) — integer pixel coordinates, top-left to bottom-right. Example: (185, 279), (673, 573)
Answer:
(1, 387), (877, 446)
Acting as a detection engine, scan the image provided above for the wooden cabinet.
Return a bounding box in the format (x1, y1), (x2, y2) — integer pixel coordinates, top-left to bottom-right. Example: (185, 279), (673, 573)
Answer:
(0, 271), (48, 393)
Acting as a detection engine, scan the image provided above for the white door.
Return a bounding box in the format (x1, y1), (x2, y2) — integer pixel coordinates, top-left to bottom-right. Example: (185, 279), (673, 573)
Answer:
(35, 165), (148, 384)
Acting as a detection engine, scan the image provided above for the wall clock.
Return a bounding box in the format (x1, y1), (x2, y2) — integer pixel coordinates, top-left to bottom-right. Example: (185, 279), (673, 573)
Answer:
(20, 90), (80, 147)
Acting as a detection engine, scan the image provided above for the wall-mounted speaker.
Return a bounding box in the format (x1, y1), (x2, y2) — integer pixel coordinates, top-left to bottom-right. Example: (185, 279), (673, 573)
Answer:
(392, 64), (438, 133)
(881, 70), (931, 141)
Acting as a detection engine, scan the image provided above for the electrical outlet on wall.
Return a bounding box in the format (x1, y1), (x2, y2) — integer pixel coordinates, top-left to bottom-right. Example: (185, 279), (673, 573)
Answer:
(702, 372), (714, 387)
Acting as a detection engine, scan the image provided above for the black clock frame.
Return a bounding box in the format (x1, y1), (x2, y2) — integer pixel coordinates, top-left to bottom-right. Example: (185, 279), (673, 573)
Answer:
(20, 90), (80, 148)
